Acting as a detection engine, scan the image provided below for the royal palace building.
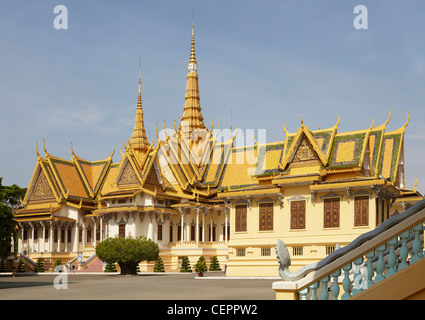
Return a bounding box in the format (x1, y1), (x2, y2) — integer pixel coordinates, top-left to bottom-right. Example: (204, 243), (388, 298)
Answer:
(13, 23), (422, 276)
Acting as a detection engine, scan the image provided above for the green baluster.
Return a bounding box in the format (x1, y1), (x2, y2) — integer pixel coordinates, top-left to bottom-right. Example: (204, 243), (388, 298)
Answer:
(398, 230), (410, 270)
(365, 249), (375, 289)
(341, 263), (352, 300)
(385, 237), (398, 277)
(410, 223), (423, 264)
(375, 244), (386, 283)
(352, 256), (364, 295)
(309, 282), (319, 300)
(320, 276), (330, 300)
(331, 269), (341, 300)
(299, 287), (310, 300)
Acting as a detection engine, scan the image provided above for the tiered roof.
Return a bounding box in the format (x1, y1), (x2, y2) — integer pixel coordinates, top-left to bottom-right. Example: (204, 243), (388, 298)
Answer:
(14, 24), (421, 223)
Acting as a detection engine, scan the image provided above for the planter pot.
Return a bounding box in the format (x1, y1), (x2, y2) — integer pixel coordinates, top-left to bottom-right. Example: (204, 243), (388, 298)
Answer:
(197, 272), (204, 277)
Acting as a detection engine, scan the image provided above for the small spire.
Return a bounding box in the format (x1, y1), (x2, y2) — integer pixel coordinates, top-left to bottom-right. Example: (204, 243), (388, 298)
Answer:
(180, 17), (206, 141)
(188, 19), (197, 72)
(137, 63), (142, 110)
(130, 64), (149, 156)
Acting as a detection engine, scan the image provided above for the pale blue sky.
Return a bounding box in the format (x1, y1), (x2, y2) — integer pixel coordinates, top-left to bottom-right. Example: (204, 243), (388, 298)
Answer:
(1, 0), (424, 193)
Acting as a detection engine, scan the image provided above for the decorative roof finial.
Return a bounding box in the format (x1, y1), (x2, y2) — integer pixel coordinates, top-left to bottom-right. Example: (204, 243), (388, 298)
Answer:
(130, 63), (149, 156)
(137, 58), (142, 110)
(188, 13), (197, 72)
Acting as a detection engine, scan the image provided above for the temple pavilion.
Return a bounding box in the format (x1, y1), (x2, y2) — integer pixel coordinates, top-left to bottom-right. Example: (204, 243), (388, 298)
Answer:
(13, 23), (422, 276)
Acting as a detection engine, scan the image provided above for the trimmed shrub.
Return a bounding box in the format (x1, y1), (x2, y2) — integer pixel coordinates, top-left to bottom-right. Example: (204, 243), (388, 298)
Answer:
(180, 256), (192, 273)
(154, 257), (165, 272)
(34, 258), (44, 273)
(104, 262), (117, 272)
(16, 259), (25, 272)
(209, 256), (221, 271)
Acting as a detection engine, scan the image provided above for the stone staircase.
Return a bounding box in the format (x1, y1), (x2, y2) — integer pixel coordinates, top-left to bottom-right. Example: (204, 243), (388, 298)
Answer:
(273, 199), (425, 300)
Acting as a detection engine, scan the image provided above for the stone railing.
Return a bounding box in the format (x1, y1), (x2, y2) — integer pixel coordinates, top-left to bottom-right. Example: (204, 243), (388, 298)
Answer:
(273, 199), (425, 300)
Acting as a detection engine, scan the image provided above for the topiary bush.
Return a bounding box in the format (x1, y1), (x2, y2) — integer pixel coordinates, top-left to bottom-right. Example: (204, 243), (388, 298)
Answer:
(16, 259), (25, 272)
(209, 256), (221, 271)
(34, 258), (44, 273)
(104, 261), (117, 272)
(0, 260), (6, 272)
(154, 256), (165, 272)
(180, 256), (192, 273)
(96, 236), (159, 275)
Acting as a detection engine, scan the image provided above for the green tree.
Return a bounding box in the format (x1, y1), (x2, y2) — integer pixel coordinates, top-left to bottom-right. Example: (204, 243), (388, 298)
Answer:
(96, 236), (159, 275)
(209, 256), (221, 271)
(154, 256), (165, 272)
(180, 256), (192, 273)
(194, 256), (207, 275)
(0, 177), (26, 257)
(0, 178), (27, 208)
(16, 259), (25, 272)
(0, 203), (16, 258)
(34, 258), (44, 273)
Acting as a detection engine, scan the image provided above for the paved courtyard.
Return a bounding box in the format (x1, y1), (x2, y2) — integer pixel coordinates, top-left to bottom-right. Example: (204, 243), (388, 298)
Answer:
(0, 272), (277, 300)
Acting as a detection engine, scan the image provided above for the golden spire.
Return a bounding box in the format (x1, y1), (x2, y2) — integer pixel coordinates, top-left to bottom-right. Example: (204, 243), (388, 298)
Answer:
(130, 67), (149, 156)
(189, 21), (197, 67)
(180, 20), (207, 142)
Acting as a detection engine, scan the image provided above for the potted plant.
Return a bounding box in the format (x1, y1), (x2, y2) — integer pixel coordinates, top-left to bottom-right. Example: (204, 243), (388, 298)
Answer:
(194, 258), (207, 277)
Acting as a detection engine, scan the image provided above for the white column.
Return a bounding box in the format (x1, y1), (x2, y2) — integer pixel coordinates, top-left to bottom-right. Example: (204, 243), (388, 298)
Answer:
(148, 213), (153, 240)
(196, 206), (200, 245)
(74, 222), (79, 252)
(29, 222), (34, 253)
(92, 217), (97, 247)
(210, 210), (214, 242)
(49, 221), (53, 252)
(83, 219), (86, 248)
(64, 224), (68, 252)
(179, 208), (184, 243)
(41, 221), (45, 252)
(58, 224), (61, 252)
(225, 207), (228, 244)
(202, 208), (206, 242)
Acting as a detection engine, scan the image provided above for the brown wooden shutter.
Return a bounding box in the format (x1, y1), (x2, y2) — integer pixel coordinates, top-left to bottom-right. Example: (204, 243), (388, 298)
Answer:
(354, 196), (369, 226)
(118, 224), (125, 238)
(291, 200), (306, 229)
(259, 203), (273, 231)
(235, 205), (247, 232)
(324, 198), (340, 228)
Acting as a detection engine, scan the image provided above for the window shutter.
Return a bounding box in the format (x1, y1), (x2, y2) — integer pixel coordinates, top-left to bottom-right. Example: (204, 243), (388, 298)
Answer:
(291, 200), (306, 229)
(324, 198), (340, 228)
(235, 205), (247, 232)
(354, 196), (369, 226)
(259, 203), (273, 231)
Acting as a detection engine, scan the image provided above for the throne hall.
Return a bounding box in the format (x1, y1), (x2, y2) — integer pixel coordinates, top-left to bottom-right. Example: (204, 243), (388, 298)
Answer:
(13, 23), (422, 276)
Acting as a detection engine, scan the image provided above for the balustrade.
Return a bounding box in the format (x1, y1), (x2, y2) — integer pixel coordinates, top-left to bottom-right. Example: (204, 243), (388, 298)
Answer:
(295, 219), (424, 300)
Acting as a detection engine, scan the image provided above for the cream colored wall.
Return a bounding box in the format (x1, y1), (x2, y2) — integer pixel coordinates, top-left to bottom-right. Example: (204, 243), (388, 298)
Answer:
(226, 185), (379, 277)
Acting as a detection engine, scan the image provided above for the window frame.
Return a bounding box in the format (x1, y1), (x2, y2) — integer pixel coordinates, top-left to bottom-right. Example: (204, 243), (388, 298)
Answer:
(324, 198), (340, 228)
(259, 202), (274, 231)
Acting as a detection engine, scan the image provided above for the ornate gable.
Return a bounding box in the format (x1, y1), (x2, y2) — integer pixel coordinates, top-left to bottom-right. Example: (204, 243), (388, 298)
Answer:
(28, 169), (56, 203)
(292, 135), (319, 163)
(117, 159), (141, 187)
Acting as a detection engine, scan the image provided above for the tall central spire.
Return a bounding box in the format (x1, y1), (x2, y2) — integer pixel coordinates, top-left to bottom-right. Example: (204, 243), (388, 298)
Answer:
(180, 20), (207, 142)
(130, 67), (149, 157)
